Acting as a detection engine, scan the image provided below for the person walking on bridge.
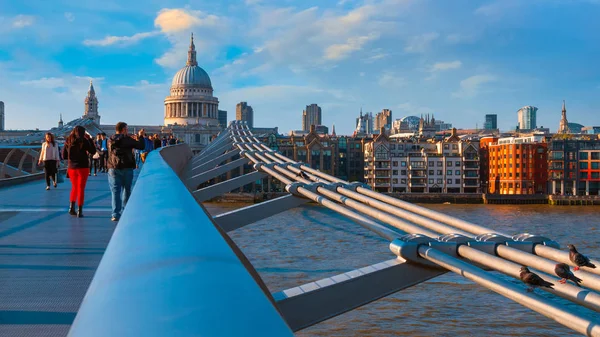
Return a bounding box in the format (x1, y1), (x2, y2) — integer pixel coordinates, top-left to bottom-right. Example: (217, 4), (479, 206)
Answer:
(38, 132), (60, 190)
(63, 126), (97, 217)
(107, 122), (145, 222)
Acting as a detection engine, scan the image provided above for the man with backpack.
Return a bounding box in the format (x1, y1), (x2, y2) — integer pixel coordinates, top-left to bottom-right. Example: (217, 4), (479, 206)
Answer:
(107, 122), (146, 222)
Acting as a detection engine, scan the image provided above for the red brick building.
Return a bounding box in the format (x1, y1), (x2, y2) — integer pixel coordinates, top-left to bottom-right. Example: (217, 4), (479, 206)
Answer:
(488, 136), (548, 194)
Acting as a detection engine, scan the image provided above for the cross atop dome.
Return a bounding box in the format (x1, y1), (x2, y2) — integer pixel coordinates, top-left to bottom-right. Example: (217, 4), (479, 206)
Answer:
(187, 32), (198, 66)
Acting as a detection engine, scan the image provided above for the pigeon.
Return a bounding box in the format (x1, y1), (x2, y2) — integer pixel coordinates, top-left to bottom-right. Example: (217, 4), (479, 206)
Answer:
(296, 171), (310, 180)
(520, 266), (554, 292)
(568, 244), (597, 271)
(554, 263), (582, 287)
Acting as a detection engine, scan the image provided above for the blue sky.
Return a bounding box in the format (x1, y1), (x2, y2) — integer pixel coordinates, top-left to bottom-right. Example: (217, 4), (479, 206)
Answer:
(1, 0), (599, 134)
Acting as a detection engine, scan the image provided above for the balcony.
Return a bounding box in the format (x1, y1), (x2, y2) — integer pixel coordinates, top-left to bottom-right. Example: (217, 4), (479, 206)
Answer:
(463, 156), (479, 161)
(463, 164), (479, 170)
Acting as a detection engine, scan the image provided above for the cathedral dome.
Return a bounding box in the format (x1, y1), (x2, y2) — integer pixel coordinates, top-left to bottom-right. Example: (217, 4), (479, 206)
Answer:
(170, 33), (212, 89)
(172, 65), (212, 88)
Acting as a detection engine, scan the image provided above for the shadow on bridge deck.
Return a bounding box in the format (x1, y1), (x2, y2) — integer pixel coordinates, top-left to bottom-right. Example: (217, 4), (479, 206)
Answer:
(0, 173), (120, 335)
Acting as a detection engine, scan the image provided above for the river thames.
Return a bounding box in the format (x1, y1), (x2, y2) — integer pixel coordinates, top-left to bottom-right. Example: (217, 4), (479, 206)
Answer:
(205, 203), (600, 337)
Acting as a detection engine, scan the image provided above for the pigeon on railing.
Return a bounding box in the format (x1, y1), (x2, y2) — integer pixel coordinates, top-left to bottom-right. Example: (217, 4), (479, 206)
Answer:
(568, 244), (597, 271)
(520, 266), (554, 292)
(554, 263), (582, 287)
(296, 171), (310, 180)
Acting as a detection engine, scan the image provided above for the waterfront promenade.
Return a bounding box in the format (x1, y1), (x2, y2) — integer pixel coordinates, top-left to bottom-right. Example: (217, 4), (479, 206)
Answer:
(0, 174), (115, 336)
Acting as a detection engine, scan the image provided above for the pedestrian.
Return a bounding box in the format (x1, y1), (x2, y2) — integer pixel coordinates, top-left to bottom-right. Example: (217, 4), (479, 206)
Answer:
(140, 133), (154, 163)
(168, 134), (177, 145)
(107, 122), (145, 222)
(99, 133), (108, 172)
(38, 132), (60, 190)
(153, 134), (161, 150)
(62, 126), (96, 217)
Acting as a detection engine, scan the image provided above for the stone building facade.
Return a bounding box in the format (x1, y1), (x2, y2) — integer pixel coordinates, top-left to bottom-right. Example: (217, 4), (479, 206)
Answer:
(364, 128), (480, 193)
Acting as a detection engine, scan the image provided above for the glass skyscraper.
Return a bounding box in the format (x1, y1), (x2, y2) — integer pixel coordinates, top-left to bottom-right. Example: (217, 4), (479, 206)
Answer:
(484, 114), (497, 130)
(517, 106), (537, 130)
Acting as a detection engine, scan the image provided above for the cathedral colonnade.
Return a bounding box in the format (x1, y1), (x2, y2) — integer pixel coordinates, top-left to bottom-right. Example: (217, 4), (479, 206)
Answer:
(165, 101), (219, 119)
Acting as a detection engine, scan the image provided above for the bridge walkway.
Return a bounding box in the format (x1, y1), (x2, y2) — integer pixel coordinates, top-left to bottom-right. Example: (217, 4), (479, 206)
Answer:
(0, 173), (117, 336)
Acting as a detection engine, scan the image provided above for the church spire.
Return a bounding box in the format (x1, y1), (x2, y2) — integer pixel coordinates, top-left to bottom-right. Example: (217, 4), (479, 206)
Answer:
(187, 32), (198, 66)
(558, 100), (570, 134)
(88, 80), (96, 97)
(331, 123), (336, 137)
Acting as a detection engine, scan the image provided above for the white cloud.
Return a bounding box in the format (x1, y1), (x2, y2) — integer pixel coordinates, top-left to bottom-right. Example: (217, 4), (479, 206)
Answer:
(64, 12), (75, 22)
(475, 1), (521, 17)
(324, 34), (379, 60)
(154, 8), (220, 33)
(112, 80), (166, 92)
(445, 33), (477, 44)
(378, 71), (406, 87)
(452, 74), (497, 98)
(404, 32), (439, 53)
(83, 31), (159, 47)
(430, 60), (462, 72)
(12, 15), (35, 28)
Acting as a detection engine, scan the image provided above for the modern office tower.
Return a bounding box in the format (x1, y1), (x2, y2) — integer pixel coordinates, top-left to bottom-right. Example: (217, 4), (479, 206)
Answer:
(302, 104), (322, 131)
(236, 102), (254, 129)
(517, 106), (537, 130)
(484, 114), (497, 130)
(0, 101), (4, 131)
(83, 81), (101, 124)
(375, 109), (392, 130)
(218, 110), (227, 127)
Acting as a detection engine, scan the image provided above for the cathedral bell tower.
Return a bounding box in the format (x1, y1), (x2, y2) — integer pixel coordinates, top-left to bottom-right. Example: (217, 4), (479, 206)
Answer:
(84, 80), (100, 124)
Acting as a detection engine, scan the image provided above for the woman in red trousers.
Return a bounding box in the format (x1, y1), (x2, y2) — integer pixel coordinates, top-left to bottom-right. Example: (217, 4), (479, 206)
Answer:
(62, 125), (96, 217)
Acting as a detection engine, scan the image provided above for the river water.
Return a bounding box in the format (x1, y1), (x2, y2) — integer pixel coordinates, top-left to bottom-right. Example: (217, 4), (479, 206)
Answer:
(204, 203), (600, 337)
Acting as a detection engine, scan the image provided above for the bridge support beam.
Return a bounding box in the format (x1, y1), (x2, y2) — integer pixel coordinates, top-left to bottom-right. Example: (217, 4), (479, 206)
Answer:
(274, 259), (446, 332)
(194, 171), (267, 203)
(192, 140), (233, 164)
(189, 149), (240, 177)
(213, 194), (310, 232)
(187, 157), (250, 188)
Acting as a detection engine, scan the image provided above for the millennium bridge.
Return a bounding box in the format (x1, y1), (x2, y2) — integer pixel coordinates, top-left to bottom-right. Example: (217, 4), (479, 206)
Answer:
(1, 121), (599, 336)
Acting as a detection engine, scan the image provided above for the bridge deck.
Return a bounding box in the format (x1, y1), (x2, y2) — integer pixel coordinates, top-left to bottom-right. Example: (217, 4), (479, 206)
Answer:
(0, 174), (116, 336)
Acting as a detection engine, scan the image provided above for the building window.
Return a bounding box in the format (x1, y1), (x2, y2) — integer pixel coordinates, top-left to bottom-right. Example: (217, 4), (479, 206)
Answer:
(392, 161), (398, 167)
(401, 170), (407, 175)
(429, 179), (434, 184)
(437, 170), (443, 175)
(401, 179), (407, 184)
(393, 170), (398, 175)
(437, 162), (442, 167)
(437, 179), (443, 184)
(455, 161), (461, 167)
(429, 170), (434, 175)
(592, 172), (600, 179)
(446, 161), (452, 166)
(455, 179), (460, 184)
(447, 170), (452, 175)
(401, 161), (407, 167)
(592, 162), (599, 169)
(580, 162), (589, 169)
(580, 152), (589, 160)
(429, 161), (434, 166)
(592, 152), (600, 160)
(455, 170), (460, 175)
(447, 179), (452, 184)
(444, 144), (449, 150)
(392, 178), (398, 184)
